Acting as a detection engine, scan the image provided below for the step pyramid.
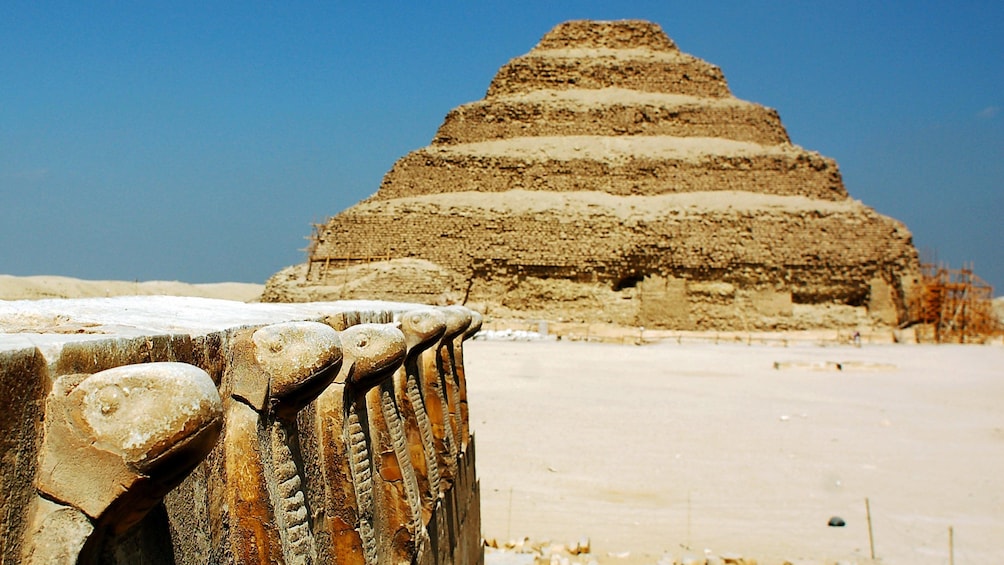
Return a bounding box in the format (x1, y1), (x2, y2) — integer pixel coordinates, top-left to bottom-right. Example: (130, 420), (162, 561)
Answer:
(266, 20), (920, 330)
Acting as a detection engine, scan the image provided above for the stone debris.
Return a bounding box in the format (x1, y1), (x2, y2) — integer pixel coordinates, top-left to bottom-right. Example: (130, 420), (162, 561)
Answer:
(485, 536), (600, 565)
(475, 329), (557, 341)
(773, 360), (898, 372)
(485, 537), (780, 565)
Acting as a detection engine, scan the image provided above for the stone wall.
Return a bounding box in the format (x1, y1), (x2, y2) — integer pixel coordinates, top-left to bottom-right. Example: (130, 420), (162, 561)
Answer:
(0, 297), (483, 565)
(306, 192), (918, 323)
(485, 48), (730, 99)
(432, 93), (791, 145)
(371, 142), (846, 201)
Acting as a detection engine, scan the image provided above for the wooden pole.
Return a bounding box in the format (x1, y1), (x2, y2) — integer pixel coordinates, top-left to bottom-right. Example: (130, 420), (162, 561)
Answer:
(506, 486), (513, 541)
(949, 526), (954, 565)
(865, 497), (875, 560)
(687, 490), (692, 549)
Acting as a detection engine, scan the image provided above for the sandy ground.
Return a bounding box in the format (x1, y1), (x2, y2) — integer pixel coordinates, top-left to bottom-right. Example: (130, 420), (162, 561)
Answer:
(0, 274), (263, 302)
(465, 339), (1004, 565)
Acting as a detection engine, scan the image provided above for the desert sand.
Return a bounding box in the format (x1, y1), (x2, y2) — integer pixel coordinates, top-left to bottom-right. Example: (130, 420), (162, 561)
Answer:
(0, 274), (263, 302)
(466, 339), (1004, 565)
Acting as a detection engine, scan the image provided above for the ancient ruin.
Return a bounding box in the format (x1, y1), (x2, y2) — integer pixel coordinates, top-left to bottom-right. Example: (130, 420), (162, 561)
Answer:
(265, 19), (921, 330)
(0, 297), (483, 564)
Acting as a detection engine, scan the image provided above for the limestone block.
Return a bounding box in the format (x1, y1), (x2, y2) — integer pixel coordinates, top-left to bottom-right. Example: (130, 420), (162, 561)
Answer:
(433, 94), (790, 146)
(867, 277), (899, 325)
(751, 289), (793, 317)
(487, 49), (729, 99)
(535, 20), (680, 52)
(638, 275), (690, 329)
(0, 346), (46, 565)
(25, 362), (222, 564)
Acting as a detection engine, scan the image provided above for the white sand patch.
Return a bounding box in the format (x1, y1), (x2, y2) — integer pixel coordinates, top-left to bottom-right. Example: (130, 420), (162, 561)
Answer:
(467, 340), (1004, 565)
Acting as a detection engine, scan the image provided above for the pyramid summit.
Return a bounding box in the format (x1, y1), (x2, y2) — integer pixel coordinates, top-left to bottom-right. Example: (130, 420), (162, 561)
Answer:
(265, 19), (920, 330)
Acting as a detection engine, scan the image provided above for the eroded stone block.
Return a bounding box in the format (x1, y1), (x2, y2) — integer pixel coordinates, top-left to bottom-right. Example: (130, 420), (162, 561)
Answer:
(24, 362), (222, 564)
(5, 298), (483, 565)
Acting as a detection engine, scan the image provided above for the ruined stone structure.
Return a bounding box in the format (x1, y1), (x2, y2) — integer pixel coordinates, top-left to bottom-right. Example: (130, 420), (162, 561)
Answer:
(0, 297), (482, 565)
(265, 19), (921, 330)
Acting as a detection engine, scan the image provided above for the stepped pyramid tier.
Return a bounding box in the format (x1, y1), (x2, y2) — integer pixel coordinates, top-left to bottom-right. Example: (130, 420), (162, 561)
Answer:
(265, 19), (921, 330)
(374, 137), (845, 201)
(485, 20), (729, 98)
(433, 90), (792, 145)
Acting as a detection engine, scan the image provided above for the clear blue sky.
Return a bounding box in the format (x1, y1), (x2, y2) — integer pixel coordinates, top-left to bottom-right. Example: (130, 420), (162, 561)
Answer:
(2, 2), (1001, 292)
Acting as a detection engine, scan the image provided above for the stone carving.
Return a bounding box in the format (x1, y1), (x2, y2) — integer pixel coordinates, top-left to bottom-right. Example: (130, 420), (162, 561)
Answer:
(418, 307), (471, 494)
(23, 362), (222, 564)
(439, 306), (473, 456)
(453, 309), (482, 445)
(395, 308), (448, 525)
(366, 329), (428, 564)
(4, 299), (483, 565)
(310, 323), (409, 565)
(219, 321), (342, 565)
(409, 307), (470, 565)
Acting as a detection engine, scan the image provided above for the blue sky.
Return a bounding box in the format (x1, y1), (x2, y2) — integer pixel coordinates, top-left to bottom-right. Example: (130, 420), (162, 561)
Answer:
(2, 2), (1001, 292)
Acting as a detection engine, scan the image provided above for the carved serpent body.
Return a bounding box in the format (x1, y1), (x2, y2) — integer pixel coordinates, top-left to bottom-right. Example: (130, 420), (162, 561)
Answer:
(396, 309), (448, 526)
(313, 323), (409, 565)
(445, 307), (481, 452)
(428, 307), (472, 479)
(224, 321), (342, 565)
(270, 421), (314, 565)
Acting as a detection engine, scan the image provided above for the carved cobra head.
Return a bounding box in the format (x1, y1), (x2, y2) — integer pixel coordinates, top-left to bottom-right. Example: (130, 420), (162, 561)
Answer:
(399, 308), (447, 356)
(439, 306), (473, 342)
(335, 324), (406, 390)
(40, 362), (223, 526)
(250, 321), (343, 418)
(462, 310), (483, 341)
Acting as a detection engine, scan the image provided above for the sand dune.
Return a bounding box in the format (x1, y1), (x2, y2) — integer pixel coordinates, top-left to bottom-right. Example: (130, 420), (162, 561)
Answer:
(0, 274), (263, 302)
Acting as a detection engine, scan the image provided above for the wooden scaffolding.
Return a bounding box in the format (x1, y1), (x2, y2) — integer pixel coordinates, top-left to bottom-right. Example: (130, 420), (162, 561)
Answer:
(912, 263), (1000, 343)
(303, 223), (394, 283)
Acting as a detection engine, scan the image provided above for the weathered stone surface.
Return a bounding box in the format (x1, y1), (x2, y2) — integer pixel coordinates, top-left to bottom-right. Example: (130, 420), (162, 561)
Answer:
(308, 323), (411, 565)
(2, 297), (484, 565)
(434, 91), (791, 145)
(219, 321), (342, 565)
(395, 309), (449, 524)
(268, 19), (921, 330)
(372, 139), (845, 201)
(0, 346), (46, 565)
(26, 362), (222, 563)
